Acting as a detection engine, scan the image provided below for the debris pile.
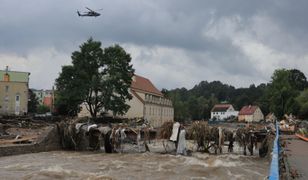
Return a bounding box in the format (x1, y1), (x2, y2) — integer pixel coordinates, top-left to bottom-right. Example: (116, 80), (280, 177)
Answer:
(279, 114), (297, 133)
(296, 121), (308, 138)
(186, 121), (211, 152)
(56, 117), (157, 153)
(0, 116), (50, 146)
(0, 116), (275, 158)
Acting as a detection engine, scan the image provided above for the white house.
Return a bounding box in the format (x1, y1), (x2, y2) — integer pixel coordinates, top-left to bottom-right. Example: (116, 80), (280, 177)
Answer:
(78, 74), (174, 127)
(211, 104), (238, 120)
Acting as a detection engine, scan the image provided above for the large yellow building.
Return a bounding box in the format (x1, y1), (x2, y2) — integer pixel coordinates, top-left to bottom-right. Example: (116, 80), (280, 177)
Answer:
(78, 74), (174, 127)
(0, 67), (30, 115)
(127, 75), (174, 127)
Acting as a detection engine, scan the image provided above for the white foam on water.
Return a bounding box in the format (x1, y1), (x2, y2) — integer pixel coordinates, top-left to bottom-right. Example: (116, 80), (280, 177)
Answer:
(110, 160), (126, 169)
(157, 163), (174, 172)
(42, 165), (73, 174)
(226, 169), (244, 179)
(191, 152), (210, 160)
(23, 165), (112, 180)
(3, 163), (32, 171)
(189, 177), (208, 180)
(182, 156), (209, 168)
(242, 166), (266, 176)
(210, 159), (242, 167)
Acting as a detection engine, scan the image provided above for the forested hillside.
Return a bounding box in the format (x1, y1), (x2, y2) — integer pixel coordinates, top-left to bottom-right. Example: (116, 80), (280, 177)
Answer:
(163, 69), (308, 122)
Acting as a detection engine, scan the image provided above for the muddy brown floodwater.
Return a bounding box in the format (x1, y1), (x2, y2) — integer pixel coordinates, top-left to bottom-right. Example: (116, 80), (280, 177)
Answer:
(0, 151), (268, 180)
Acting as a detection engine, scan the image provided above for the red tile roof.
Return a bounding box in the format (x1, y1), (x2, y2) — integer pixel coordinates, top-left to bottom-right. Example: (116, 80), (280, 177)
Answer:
(211, 104), (232, 112)
(239, 105), (258, 115)
(131, 74), (163, 96)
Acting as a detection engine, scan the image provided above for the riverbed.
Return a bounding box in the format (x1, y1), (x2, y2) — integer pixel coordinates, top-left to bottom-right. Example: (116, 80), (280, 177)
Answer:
(0, 151), (268, 180)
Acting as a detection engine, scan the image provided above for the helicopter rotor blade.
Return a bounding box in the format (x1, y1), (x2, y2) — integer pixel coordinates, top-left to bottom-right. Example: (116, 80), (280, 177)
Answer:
(85, 7), (94, 12)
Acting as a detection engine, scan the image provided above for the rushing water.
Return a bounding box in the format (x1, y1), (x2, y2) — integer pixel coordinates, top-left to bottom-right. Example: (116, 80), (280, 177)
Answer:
(0, 150), (268, 180)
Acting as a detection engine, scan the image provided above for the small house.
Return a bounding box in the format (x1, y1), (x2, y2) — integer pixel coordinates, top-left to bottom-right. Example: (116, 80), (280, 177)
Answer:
(238, 105), (264, 122)
(211, 104), (238, 121)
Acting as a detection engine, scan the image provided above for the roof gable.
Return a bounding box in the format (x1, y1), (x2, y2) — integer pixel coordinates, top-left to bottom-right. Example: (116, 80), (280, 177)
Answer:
(211, 104), (232, 112)
(239, 105), (258, 115)
(131, 75), (163, 96)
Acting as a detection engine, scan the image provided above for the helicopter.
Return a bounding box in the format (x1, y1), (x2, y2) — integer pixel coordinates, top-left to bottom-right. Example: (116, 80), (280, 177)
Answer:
(77, 7), (102, 17)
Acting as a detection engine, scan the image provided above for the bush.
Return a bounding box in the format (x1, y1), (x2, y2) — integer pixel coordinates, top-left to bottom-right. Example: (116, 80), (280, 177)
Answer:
(37, 105), (50, 114)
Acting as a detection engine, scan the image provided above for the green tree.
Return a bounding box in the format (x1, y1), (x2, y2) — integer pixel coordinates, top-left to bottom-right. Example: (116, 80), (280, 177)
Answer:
(102, 45), (134, 116)
(55, 38), (134, 118)
(28, 89), (39, 113)
(296, 89), (308, 119)
(164, 68), (306, 121)
(55, 66), (83, 116)
(37, 105), (50, 114)
(267, 69), (303, 118)
(289, 69), (308, 90)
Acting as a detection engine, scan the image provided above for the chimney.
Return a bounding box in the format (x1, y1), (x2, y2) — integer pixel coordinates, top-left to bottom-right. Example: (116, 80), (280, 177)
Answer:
(3, 66), (10, 82)
(5, 66), (9, 73)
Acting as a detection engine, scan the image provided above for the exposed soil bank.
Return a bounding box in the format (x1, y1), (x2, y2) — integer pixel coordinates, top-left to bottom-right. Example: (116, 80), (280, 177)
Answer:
(0, 126), (61, 157)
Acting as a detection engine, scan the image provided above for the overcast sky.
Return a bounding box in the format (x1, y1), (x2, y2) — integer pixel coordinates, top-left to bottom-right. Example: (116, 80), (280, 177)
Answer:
(1, 0), (308, 90)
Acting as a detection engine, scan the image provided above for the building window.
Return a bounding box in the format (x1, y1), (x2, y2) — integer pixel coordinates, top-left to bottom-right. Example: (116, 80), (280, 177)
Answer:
(16, 95), (20, 102)
(5, 86), (9, 93)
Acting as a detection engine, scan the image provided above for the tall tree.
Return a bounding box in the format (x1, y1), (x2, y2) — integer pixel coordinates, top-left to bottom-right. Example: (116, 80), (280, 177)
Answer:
(55, 66), (83, 116)
(55, 38), (134, 117)
(267, 69), (305, 118)
(102, 45), (135, 116)
(289, 69), (308, 90)
(28, 89), (39, 113)
(296, 89), (308, 119)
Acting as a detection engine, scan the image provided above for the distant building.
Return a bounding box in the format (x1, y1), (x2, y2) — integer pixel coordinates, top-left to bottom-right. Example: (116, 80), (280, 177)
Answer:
(211, 104), (238, 120)
(0, 66), (30, 115)
(32, 89), (53, 106)
(79, 74), (174, 127)
(238, 105), (264, 122)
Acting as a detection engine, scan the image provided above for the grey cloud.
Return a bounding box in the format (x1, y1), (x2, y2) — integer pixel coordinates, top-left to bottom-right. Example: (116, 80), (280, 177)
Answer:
(0, 0), (308, 89)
